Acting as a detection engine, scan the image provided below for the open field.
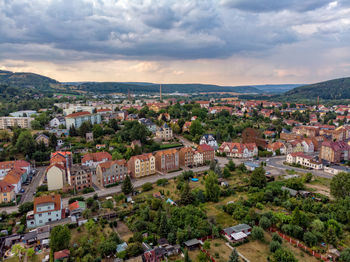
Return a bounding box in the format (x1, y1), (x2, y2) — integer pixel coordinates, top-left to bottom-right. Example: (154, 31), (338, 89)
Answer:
(116, 221), (133, 242)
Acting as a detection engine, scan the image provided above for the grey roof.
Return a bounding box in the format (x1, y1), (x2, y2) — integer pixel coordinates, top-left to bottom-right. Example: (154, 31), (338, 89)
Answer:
(23, 231), (37, 241)
(281, 186), (298, 196)
(224, 224), (252, 235)
(37, 231), (50, 240)
(184, 239), (201, 247)
(328, 165), (350, 171)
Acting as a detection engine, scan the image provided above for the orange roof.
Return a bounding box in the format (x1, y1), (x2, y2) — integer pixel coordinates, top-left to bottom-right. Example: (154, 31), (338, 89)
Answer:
(54, 249), (70, 260)
(130, 153), (153, 162)
(0, 180), (15, 193)
(81, 152), (112, 164)
(97, 108), (112, 112)
(3, 169), (22, 185)
(51, 151), (72, 157)
(65, 111), (91, 118)
(34, 194), (61, 214)
(180, 147), (193, 153)
(197, 144), (214, 152)
(155, 148), (178, 156)
(0, 160), (30, 170)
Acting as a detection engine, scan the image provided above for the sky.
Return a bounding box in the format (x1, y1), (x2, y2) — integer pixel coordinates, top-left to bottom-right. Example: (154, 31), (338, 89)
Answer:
(1, 0), (350, 86)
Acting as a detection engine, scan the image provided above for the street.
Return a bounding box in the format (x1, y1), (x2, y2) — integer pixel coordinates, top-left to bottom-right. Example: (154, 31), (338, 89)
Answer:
(0, 155), (333, 214)
(20, 166), (47, 204)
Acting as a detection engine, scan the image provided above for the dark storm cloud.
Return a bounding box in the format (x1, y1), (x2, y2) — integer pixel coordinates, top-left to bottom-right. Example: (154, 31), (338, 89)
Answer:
(0, 0), (348, 62)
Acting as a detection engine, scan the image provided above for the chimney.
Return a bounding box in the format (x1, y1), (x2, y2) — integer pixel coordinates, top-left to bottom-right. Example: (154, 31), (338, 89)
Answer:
(160, 84), (162, 101)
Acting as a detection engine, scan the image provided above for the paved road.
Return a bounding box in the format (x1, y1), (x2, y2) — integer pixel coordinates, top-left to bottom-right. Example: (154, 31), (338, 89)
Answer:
(1, 155), (333, 214)
(20, 166), (47, 204)
(0, 163), (215, 213)
(267, 156), (333, 178)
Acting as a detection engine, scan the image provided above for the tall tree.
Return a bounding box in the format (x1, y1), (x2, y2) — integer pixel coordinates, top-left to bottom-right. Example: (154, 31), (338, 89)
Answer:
(158, 212), (169, 238)
(16, 130), (35, 157)
(205, 171), (220, 202)
(180, 182), (194, 205)
(50, 225), (71, 252)
(122, 175), (133, 195)
(330, 172), (350, 199)
(250, 167), (267, 188)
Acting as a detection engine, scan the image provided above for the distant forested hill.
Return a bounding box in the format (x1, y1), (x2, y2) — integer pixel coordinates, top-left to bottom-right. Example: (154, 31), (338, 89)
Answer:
(0, 70), (59, 92)
(280, 77), (350, 100)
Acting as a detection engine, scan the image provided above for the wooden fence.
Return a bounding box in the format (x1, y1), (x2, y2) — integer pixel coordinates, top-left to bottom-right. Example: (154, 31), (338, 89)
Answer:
(269, 227), (329, 261)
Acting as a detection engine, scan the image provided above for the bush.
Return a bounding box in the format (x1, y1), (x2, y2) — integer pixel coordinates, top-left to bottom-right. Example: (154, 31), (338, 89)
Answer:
(303, 231), (318, 247)
(272, 233), (282, 244)
(304, 173), (313, 183)
(272, 248), (297, 262)
(37, 185), (48, 192)
(142, 182), (153, 192)
(259, 216), (271, 230)
(82, 187), (95, 194)
(251, 226), (264, 241)
(68, 196), (84, 204)
(156, 178), (168, 186)
(269, 240), (281, 253)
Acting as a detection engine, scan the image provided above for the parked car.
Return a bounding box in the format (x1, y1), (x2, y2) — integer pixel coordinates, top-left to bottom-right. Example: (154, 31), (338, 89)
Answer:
(20, 188), (25, 193)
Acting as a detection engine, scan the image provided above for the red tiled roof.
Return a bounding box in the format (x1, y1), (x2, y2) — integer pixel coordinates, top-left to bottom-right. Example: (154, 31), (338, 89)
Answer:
(81, 152), (112, 164)
(98, 159), (127, 171)
(0, 160), (30, 170)
(197, 144), (214, 152)
(65, 111), (91, 118)
(34, 194), (61, 214)
(54, 249), (70, 260)
(97, 108), (112, 112)
(0, 181), (15, 193)
(129, 153), (153, 162)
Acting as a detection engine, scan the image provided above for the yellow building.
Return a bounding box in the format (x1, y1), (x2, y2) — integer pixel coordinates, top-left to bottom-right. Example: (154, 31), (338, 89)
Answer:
(128, 153), (156, 178)
(0, 181), (15, 203)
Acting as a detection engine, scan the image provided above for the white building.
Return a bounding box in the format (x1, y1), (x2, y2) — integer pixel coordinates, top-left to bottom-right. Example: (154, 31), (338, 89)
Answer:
(193, 151), (203, 166)
(199, 134), (218, 150)
(65, 111), (102, 128)
(49, 117), (66, 128)
(156, 123), (173, 141)
(27, 195), (62, 228)
(286, 152), (323, 170)
(0, 117), (34, 129)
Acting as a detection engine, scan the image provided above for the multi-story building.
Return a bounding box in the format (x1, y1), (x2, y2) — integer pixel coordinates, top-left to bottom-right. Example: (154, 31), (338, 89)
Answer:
(27, 195), (62, 228)
(286, 152), (323, 170)
(96, 160), (128, 187)
(218, 142), (258, 158)
(196, 144), (215, 163)
(179, 147), (194, 167)
(320, 141), (350, 163)
(68, 166), (92, 191)
(0, 160), (31, 181)
(193, 150), (204, 166)
(0, 117), (34, 129)
(156, 123), (173, 141)
(3, 168), (24, 193)
(154, 149), (179, 173)
(65, 111), (101, 128)
(128, 153), (156, 178)
(292, 126), (319, 137)
(50, 151), (73, 169)
(46, 163), (66, 191)
(81, 152), (112, 168)
(49, 116), (66, 128)
(0, 181), (15, 204)
(199, 134), (218, 150)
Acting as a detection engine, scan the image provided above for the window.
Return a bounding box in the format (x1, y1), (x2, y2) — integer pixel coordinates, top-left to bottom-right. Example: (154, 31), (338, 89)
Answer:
(39, 214), (42, 217)
(39, 220), (43, 224)
(48, 212), (51, 215)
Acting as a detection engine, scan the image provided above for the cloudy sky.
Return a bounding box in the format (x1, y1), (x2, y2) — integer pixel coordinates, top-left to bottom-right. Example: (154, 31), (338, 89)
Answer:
(1, 0), (350, 85)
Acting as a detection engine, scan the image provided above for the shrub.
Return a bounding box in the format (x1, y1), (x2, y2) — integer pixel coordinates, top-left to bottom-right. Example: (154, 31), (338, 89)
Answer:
(156, 178), (168, 186)
(269, 240), (281, 253)
(272, 233), (282, 244)
(259, 216), (271, 230)
(251, 226), (264, 241)
(142, 182), (153, 192)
